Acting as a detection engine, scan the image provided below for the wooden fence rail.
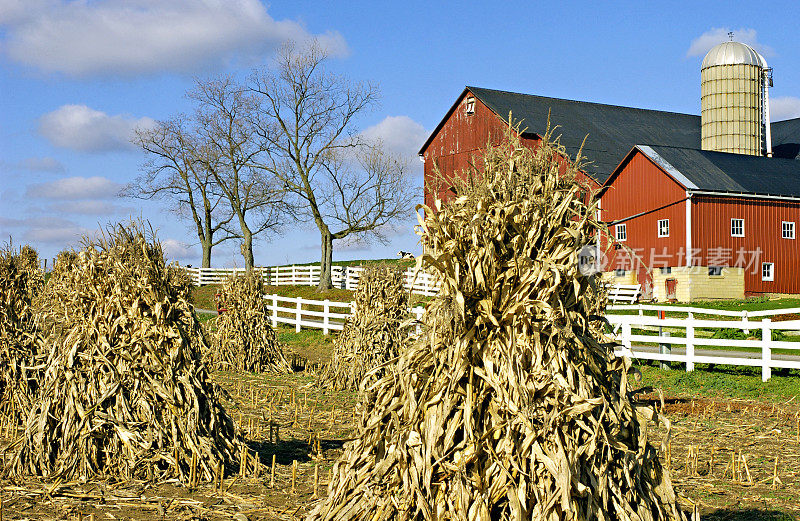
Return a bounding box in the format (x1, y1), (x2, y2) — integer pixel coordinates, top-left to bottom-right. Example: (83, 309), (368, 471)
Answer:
(607, 313), (800, 381)
(263, 293), (426, 336)
(185, 265), (440, 296)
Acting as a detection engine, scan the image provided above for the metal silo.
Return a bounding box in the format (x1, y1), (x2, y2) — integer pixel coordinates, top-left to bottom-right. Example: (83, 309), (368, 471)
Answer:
(700, 40), (772, 156)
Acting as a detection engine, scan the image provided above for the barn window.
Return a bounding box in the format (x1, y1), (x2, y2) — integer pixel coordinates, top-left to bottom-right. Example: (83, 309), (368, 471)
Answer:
(615, 223), (627, 242)
(659, 267), (672, 274)
(782, 221), (795, 239)
(708, 266), (723, 277)
(731, 218), (744, 237)
(658, 219), (669, 237)
(465, 96), (475, 115)
(615, 269), (626, 277)
(762, 262), (774, 281)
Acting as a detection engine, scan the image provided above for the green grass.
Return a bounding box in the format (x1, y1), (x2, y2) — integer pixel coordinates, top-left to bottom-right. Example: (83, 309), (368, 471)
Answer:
(631, 362), (800, 402)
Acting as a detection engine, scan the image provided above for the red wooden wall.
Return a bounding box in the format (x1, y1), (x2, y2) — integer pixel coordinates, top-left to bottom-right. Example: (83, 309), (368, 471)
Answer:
(599, 152), (688, 273)
(693, 196), (800, 295)
(420, 89), (599, 208)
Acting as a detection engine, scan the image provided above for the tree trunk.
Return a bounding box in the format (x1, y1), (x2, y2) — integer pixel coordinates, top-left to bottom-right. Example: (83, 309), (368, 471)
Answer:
(201, 240), (212, 268)
(318, 231), (333, 291)
(242, 229), (255, 271)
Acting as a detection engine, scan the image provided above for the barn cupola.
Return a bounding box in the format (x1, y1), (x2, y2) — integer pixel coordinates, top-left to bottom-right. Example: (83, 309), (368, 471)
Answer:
(701, 38), (773, 156)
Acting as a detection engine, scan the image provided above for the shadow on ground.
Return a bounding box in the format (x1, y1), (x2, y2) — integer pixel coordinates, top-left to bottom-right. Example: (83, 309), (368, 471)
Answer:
(703, 509), (797, 520)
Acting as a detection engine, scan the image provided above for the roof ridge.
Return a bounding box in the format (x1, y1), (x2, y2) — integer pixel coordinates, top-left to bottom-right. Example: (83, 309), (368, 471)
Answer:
(466, 85), (700, 119)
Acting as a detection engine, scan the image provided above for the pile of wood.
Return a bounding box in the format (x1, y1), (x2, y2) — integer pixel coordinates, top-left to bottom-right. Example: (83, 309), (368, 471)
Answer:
(309, 126), (685, 520)
(209, 271), (292, 373)
(0, 245), (45, 423)
(7, 223), (241, 482)
(319, 264), (410, 391)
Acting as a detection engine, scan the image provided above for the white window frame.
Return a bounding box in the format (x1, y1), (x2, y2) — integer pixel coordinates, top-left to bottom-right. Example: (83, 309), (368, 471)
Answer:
(615, 269), (626, 277)
(762, 262), (774, 282)
(615, 223), (627, 242)
(465, 96), (475, 115)
(731, 218), (744, 237)
(708, 266), (723, 277)
(782, 221), (795, 239)
(657, 219), (669, 237)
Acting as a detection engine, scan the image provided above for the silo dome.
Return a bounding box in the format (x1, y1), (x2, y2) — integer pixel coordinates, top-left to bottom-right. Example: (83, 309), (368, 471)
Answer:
(700, 41), (770, 156)
(701, 41), (767, 69)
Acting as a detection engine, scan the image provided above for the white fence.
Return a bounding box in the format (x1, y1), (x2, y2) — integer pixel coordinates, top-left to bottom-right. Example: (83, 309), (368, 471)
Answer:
(185, 265), (440, 297)
(263, 293), (425, 335)
(608, 312), (800, 381)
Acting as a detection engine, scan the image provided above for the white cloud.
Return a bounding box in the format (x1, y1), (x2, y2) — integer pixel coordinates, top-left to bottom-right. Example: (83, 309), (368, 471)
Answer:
(38, 105), (155, 152)
(687, 27), (774, 59)
(19, 156), (65, 172)
(1, 156), (65, 173)
(27, 176), (123, 200)
(0, 215), (89, 246)
(162, 238), (197, 262)
(49, 200), (125, 216)
(1, 0), (349, 77)
(771, 96), (800, 121)
(360, 116), (429, 160)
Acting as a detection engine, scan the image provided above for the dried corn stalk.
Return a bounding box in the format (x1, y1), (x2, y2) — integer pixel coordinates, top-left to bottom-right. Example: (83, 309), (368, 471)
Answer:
(209, 271), (292, 373)
(319, 264), (411, 391)
(7, 223), (241, 482)
(309, 125), (685, 520)
(0, 244), (45, 423)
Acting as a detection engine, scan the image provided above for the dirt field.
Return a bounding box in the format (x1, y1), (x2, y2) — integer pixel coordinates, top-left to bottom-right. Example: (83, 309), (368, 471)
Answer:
(1, 365), (798, 519)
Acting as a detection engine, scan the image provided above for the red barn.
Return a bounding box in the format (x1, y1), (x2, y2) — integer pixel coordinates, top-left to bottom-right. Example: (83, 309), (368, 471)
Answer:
(419, 87), (800, 300)
(602, 145), (800, 300)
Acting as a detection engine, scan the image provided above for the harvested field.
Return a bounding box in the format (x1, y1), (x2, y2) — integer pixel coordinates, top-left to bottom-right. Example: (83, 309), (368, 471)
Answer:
(0, 361), (797, 520)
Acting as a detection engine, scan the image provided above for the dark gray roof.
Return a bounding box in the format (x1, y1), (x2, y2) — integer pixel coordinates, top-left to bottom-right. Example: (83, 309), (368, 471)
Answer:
(772, 118), (800, 160)
(465, 86), (702, 183)
(640, 145), (800, 198)
(419, 86), (800, 186)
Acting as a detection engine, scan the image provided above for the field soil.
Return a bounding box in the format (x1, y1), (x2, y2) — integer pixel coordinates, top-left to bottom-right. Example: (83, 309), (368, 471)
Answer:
(2, 332), (799, 519)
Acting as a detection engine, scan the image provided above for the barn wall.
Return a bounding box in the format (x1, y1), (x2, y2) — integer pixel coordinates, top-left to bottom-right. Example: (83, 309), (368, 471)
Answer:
(693, 195), (800, 295)
(599, 152), (688, 277)
(422, 91), (527, 207)
(421, 89), (598, 208)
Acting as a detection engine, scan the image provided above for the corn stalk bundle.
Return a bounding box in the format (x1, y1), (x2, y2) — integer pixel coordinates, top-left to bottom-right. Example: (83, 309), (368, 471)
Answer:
(7, 223), (240, 482)
(0, 245), (45, 423)
(309, 126), (685, 521)
(319, 264), (411, 391)
(209, 271), (292, 373)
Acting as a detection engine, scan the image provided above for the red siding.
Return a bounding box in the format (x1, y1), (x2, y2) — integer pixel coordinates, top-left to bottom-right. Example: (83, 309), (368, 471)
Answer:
(422, 91), (530, 207)
(600, 152), (688, 272)
(422, 89), (597, 208)
(693, 196), (800, 295)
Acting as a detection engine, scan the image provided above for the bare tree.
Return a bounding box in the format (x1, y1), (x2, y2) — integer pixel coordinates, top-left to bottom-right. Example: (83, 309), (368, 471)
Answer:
(124, 116), (234, 267)
(190, 76), (289, 271)
(249, 42), (418, 290)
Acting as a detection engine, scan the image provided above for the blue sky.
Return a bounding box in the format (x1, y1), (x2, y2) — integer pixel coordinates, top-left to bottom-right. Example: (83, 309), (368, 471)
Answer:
(2, 0), (799, 268)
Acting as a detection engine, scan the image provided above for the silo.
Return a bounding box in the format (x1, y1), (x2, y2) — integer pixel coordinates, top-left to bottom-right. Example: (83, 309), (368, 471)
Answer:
(700, 40), (772, 156)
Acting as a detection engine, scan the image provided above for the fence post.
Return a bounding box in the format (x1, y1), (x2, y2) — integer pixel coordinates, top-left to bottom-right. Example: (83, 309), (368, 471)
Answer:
(742, 310), (750, 335)
(296, 299), (302, 333)
(638, 304), (643, 317)
(323, 300), (330, 336)
(686, 312), (695, 372)
(621, 321), (632, 356)
(762, 318), (772, 382)
(292, 265), (297, 284)
(272, 295), (278, 327)
(659, 331), (671, 370)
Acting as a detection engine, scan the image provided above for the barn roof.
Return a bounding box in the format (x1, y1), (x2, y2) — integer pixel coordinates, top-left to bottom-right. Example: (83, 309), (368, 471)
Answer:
(419, 87), (800, 183)
(633, 145), (800, 199)
(772, 117), (800, 160)
(419, 86), (702, 184)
